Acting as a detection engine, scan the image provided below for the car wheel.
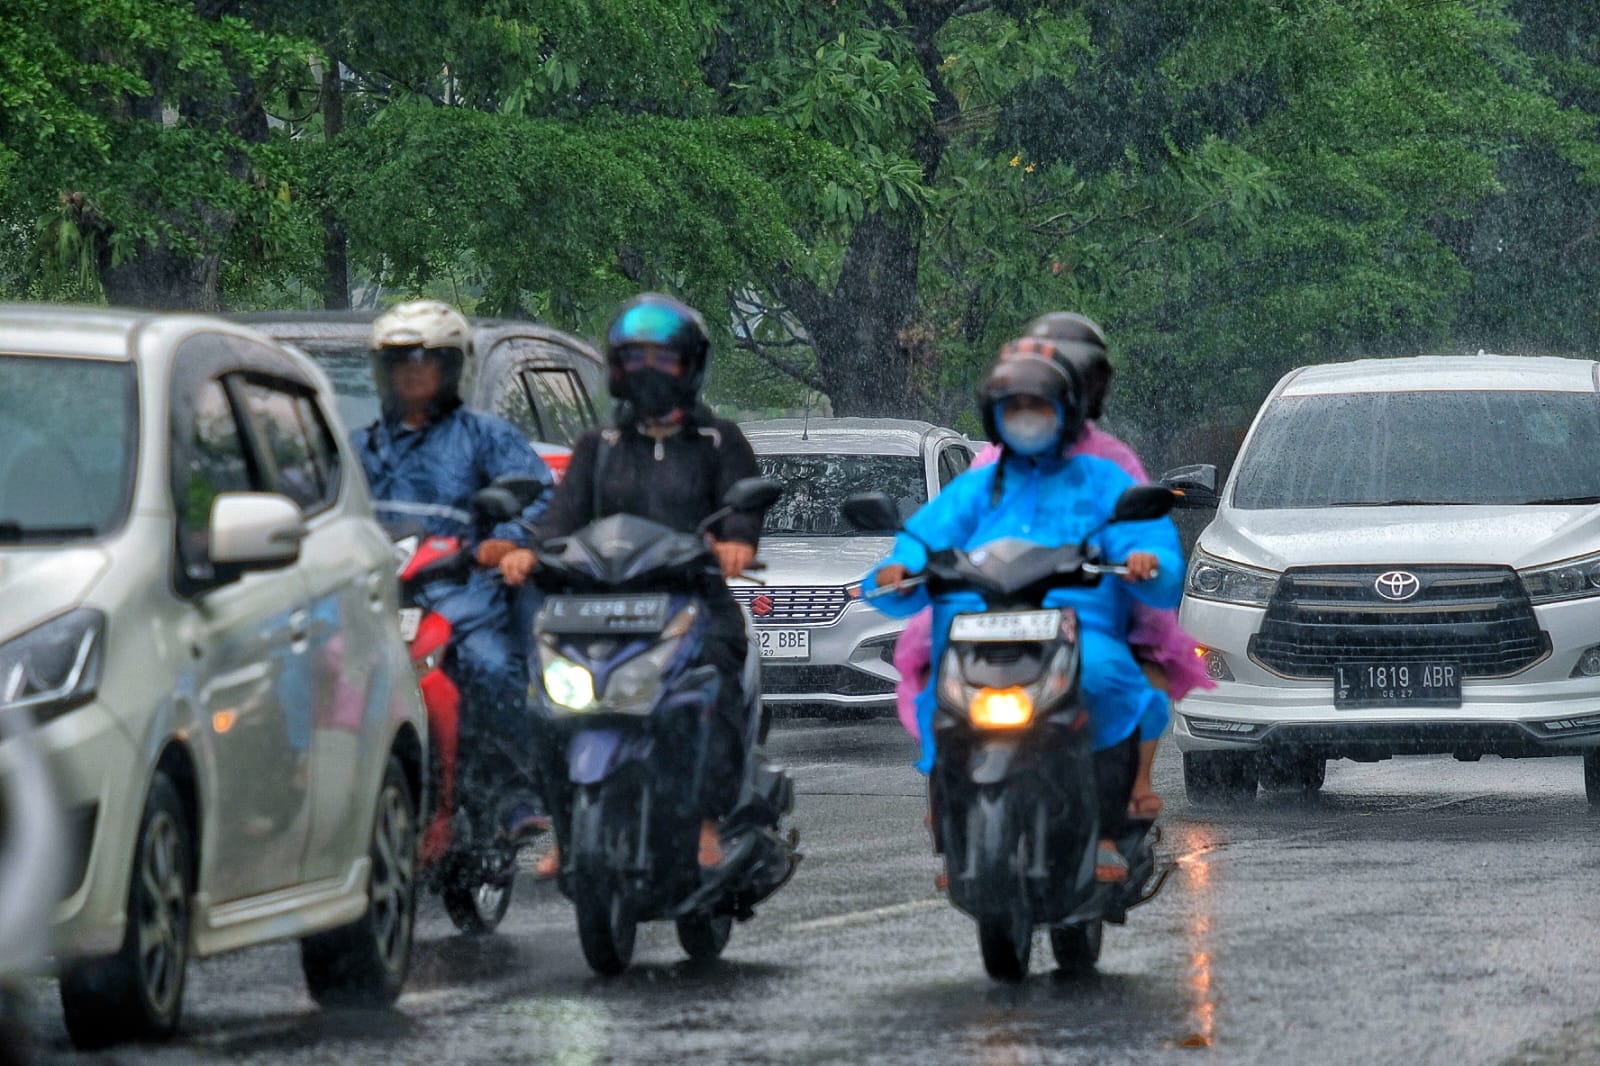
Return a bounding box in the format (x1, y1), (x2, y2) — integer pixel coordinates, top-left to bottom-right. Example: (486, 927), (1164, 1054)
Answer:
(1257, 752), (1325, 794)
(1183, 751), (1258, 805)
(1584, 750), (1600, 807)
(301, 755), (417, 1007)
(59, 771), (192, 1049)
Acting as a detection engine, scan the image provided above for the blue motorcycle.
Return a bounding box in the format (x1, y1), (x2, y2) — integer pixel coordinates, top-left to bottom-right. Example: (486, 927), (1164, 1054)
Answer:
(530, 478), (800, 975)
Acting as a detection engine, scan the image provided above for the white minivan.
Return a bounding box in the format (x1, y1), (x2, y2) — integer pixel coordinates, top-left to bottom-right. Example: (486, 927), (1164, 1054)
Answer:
(0, 305), (427, 1047)
(1167, 354), (1600, 804)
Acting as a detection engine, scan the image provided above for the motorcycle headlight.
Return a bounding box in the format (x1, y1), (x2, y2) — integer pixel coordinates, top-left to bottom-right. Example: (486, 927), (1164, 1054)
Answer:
(542, 655), (596, 713)
(1520, 553), (1600, 604)
(602, 636), (683, 714)
(0, 609), (106, 722)
(969, 687), (1034, 729)
(1186, 551), (1279, 607)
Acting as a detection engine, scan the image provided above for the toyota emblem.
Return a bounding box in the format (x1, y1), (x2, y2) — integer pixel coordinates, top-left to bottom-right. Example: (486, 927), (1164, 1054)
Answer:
(751, 594), (774, 617)
(1374, 571), (1422, 601)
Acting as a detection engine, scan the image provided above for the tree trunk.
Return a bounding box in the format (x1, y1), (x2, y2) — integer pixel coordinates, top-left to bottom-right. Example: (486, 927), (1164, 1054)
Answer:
(99, 242), (223, 310)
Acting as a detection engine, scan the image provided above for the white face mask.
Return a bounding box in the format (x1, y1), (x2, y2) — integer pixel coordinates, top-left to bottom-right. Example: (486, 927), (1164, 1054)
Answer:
(999, 408), (1061, 456)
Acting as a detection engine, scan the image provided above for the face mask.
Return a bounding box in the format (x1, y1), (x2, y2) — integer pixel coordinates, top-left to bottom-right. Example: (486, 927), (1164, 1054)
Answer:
(998, 406), (1061, 456)
(628, 368), (683, 419)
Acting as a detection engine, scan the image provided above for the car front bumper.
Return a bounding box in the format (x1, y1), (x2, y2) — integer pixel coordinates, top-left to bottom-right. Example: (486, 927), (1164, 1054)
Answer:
(754, 601), (904, 712)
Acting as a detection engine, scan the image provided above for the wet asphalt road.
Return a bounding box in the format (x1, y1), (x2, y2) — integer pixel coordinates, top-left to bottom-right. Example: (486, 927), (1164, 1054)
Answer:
(23, 718), (1600, 1066)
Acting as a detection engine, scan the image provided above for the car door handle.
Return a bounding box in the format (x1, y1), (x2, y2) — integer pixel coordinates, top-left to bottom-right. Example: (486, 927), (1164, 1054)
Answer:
(289, 609), (311, 650)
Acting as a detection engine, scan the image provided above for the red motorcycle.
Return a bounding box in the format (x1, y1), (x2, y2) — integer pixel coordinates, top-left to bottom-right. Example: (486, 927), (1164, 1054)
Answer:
(389, 484), (547, 934)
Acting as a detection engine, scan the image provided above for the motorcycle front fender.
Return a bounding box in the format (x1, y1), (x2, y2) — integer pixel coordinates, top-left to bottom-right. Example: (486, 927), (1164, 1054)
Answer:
(968, 737), (1023, 785)
(568, 729), (653, 785)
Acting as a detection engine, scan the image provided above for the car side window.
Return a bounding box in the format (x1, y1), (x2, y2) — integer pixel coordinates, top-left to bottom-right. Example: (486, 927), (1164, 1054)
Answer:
(175, 378), (257, 580)
(237, 379), (342, 513)
(937, 445), (972, 488)
(520, 367), (595, 447)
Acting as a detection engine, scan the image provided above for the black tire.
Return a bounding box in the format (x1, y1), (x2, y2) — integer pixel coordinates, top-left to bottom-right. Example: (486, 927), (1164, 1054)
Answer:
(570, 784), (638, 976)
(1050, 921), (1103, 973)
(676, 913), (733, 961)
(1258, 752), (1325, 794)
(441, 869), (514, 936)
(1183, 751), (1258, 805)
(1585, 750), (1600, 807)
(59, 771), (192, 1049)
(972, 790), (1031, 983)
(301, 755), (417, 1008)
(978, 914), (1032, 983)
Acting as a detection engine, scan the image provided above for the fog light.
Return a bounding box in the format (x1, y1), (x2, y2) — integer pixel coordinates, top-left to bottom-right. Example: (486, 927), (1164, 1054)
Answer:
(1185, 716), (1260, 737)
(1573, 645), (1600, 678)
(1542, 713), (1600, 734)
(1194, 645), (1234, 682)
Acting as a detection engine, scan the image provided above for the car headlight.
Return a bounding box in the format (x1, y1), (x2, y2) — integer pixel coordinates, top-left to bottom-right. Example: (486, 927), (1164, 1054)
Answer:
(542, 655), (596, 713)
(1520, 553), (1600, 604)
(0, 609), (106, 721)
(1186, 551), (1279, 607)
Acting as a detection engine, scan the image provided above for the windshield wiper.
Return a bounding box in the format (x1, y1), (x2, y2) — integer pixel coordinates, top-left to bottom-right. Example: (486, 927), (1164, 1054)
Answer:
(0, 520), (100, 542)
(1517, 495), (1600, 506)
(1325, 499), (1449, 508)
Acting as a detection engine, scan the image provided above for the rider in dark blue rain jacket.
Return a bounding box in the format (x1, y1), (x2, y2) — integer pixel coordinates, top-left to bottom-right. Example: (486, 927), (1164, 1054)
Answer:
(353, 300), (552, 832)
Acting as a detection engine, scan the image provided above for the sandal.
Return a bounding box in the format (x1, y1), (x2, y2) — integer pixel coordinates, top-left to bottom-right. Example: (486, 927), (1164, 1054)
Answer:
(1095, 842), (1129, 883)
(534, 845), (561, 881)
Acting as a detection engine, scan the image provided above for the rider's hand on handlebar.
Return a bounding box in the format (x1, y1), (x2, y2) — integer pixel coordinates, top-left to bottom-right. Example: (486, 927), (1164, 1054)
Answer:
(713, 540), (756, 580)
(499, 548), (538, 586)
(1122, 552), (1160, 582)
(877, 564), (916, 592)
(476, 539), (518, 568)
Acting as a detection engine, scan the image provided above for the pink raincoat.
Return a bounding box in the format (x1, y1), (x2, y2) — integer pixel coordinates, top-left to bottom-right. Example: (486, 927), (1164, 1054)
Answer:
(890, 424), (1215, 740)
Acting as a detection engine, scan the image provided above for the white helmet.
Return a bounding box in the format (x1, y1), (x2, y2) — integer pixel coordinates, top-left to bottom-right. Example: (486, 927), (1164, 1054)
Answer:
(369, 300), (472, 420)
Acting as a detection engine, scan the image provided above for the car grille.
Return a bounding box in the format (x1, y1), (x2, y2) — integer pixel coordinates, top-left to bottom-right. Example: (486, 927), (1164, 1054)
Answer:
(731, 586), (851, 626)
(761, 665), (896, 697)
(1249, 565), (1549, 679)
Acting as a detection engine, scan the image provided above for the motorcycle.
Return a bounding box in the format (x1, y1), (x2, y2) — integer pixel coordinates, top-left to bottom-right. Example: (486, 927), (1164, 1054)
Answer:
(524, 477), (801, 976)
(843, 485), (1177, 981)
(0, 704), (65, 1066)
(386, 476), (547, 935)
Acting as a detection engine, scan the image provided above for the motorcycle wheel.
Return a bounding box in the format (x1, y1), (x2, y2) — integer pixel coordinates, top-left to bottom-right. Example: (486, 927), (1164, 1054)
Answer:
(1050, 921), (1103, 973)
(441, 868), (514, 935)
(971, 790), (1031, 983)
(676, 913), (733, 961)
(570, 784), (638, 976)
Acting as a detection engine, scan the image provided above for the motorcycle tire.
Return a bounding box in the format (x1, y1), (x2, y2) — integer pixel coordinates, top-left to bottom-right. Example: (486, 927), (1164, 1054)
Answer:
(971, 790), (1032, 982)
(570, 784), (638, 976)
(676, 913), (733, 961)
(441, 868), (514, 935)
(1050, 921), (1103, 973)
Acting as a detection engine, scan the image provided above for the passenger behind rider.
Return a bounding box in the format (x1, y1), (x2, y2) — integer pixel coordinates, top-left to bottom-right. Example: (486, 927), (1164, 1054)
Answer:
(498, 294), (768, 876)
(869, 339), (1184, 882)
(891, 313), (1214, 820)
(352, 300), (553, 840)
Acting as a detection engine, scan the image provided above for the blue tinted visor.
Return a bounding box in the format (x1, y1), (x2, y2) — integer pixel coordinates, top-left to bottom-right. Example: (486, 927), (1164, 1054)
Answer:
(609, 302), (687, 349)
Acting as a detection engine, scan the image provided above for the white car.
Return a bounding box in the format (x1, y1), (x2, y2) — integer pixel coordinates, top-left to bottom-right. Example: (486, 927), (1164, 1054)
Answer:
(0, 305), (427, 1047)
(1167, 354), (1600, 803)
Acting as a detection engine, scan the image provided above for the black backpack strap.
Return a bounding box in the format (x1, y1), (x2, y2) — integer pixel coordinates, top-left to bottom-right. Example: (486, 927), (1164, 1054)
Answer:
(592, 427), (620, 520)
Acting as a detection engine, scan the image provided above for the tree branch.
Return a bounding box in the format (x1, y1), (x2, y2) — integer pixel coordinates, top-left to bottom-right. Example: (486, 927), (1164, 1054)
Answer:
(735, 337), (829, 392)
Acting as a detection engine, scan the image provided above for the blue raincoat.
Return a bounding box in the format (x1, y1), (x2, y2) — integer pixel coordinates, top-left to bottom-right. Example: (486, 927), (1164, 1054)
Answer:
(354, 407), (552, 713)
(866, 451), (1184, 772)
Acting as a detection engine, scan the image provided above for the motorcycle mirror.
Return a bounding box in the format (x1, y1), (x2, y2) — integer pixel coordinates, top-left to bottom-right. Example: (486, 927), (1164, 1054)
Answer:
(841, 493), (901, 535)
(722, 477), (783, 513)
(1110, 484), (1177, 524)
(491, 474), (546, 508)
(470, 486), (523, 522)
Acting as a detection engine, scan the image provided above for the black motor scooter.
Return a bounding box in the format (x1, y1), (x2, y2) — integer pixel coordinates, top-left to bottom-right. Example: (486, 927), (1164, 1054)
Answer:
(530, 477), (801, 975)
(844, 485), (1177, 981)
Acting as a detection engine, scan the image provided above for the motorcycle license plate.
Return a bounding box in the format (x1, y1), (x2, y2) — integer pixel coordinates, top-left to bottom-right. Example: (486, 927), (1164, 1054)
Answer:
(757, 628), (809, 660)
(541, 594), (671, 634)
(949, 610), (1063, 642)
(397, 607), (423, 643)
(1334, 661), (1461, 708)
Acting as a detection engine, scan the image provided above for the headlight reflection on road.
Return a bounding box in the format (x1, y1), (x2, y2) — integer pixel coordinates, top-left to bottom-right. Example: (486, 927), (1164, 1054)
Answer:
(1175, 824), (1220, 1049)
(505, 997), (613, 1066)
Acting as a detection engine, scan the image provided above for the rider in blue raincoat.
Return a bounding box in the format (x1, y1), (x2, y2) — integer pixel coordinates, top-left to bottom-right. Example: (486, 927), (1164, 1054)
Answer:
(353, 300), (552, 833)
(867, 338), (1183, 879)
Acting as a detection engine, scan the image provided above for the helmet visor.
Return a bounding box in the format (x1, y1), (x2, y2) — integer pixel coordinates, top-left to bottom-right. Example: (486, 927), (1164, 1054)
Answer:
(608, 302), (689, 349)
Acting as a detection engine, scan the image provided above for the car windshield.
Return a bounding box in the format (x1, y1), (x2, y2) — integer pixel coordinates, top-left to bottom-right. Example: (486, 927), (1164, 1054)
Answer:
(291, 342), (378, 430)
(1233, 389), (1600, 509)
(757, 453), (927, 535)
(0, 355), (138, 541)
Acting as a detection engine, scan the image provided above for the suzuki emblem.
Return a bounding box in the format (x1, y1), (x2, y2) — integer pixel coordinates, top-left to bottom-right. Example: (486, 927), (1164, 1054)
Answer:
(751, 594), (774, 616)
(1374, 571), (1422, 601)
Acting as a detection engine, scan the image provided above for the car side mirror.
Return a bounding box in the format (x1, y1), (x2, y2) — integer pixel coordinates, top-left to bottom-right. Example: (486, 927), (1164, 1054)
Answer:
(1110, 485), (1177, 524)
(723, 477), (783, 513)
(1159, 463), (1221, 509)
(842, 492), (902, 535)
(471, 486), (523, 522)
(208, 492), (305, 581)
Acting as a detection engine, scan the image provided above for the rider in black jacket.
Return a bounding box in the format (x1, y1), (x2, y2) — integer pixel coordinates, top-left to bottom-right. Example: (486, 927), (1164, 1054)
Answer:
(500, 293), (767, 874)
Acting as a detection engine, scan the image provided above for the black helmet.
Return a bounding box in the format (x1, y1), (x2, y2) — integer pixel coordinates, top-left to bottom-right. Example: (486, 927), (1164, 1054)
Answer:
(605, 293), (711, 418)
(978, 337), (1086, 451)
(1024, 311), (1111, 420)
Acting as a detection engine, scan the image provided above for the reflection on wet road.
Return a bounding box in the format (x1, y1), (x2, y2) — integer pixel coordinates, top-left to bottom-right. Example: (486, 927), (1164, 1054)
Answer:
(25, 720), (1600, 1065)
